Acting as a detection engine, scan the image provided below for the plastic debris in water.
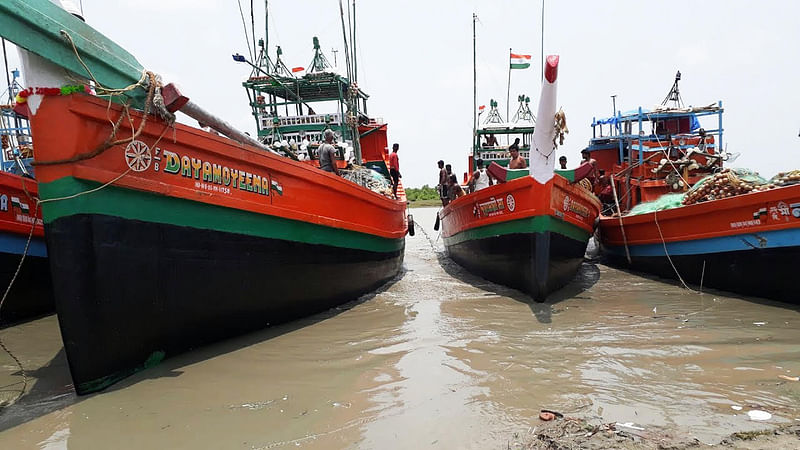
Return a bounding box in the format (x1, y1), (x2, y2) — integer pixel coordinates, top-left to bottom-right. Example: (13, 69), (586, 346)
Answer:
(731, 405), (743, 411)
(747, 410), (772, 421)
(616, 422), (645, 431)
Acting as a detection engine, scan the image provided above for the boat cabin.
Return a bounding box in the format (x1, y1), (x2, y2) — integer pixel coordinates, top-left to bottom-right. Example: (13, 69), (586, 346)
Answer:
(586, 73), (725, 212)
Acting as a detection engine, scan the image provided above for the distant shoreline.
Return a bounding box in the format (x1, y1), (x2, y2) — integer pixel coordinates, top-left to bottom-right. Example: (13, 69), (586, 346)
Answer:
(408, 199), (441, 208)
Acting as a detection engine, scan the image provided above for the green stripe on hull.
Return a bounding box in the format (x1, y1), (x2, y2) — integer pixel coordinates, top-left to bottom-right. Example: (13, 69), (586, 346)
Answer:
(39, 177), (403, 253)
(443, 215), (590, 247)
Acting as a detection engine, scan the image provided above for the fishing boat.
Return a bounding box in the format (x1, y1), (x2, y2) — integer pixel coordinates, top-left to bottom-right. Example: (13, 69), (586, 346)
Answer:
(440, 55), (601, 301)
(595, 72), (800, 303)
(1, 0), (407, 394)
(0, 69), (51, 325)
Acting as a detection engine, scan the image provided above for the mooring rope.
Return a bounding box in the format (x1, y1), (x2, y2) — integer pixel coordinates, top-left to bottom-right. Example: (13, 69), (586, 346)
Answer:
(414, 219), (439, 253)
(653, 209), (697, 293)
(0, 201), (38, 406)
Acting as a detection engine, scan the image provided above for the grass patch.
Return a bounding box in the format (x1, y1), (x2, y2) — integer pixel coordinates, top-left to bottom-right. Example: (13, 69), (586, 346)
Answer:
(408, 199), (442, 208)
(732, 429), (774, 440)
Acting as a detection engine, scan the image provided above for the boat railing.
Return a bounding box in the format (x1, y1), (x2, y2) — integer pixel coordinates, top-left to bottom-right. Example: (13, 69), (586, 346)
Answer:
(259, 112), (342, 129)
(590, 101), (724, 167)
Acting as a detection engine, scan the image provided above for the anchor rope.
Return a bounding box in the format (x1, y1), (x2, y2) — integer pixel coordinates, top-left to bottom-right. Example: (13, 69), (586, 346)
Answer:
(0, 201), (38, 406)
(653, 209), (697, 293)
(414, 218), (439, 253)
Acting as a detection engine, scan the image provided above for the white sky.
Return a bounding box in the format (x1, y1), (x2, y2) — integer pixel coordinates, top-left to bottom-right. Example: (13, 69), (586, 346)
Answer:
(4, 0), (800, 188)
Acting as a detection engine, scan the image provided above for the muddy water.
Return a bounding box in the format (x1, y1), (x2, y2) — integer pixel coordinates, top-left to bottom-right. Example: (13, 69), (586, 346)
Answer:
(1, 206), (799, 449)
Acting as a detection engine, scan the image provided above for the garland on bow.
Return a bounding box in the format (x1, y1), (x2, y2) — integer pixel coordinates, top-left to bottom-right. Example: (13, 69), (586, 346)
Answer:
(15, 84), (91, 104)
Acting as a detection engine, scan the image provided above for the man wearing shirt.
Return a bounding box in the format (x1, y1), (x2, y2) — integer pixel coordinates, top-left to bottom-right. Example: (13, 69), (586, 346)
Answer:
(388, 143), (401, 199)
(319, 129), (339, 175)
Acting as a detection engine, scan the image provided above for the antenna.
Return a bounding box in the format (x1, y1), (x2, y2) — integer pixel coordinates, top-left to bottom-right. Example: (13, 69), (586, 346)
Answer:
(331, 48), (338, 67)
(661, 70), (684, 108)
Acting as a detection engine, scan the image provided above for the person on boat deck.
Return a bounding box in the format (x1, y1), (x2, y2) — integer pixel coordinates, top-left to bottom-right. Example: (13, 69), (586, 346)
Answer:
(581, 149), (598, 186)
(597, 169), (615, 212)
(508, 139), (527, 169)
(467, 159), (493, 193)
(388, 143), (401, 199)
(437, 160), (449, 206)
(319, 129), (339, 175)
(447, 174), (465, 201)
(483, 134), (499, 148)
(559, 155), (568, 170)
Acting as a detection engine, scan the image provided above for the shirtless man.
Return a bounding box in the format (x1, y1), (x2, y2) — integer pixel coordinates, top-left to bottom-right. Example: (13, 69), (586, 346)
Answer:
(437, 160), (448, 206)
(447, 175), (465, 201)
(508, 139), (527, 169)
(581, 149), (598, 186)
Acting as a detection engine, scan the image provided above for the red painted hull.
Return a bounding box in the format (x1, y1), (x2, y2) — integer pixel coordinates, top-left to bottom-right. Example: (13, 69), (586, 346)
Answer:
(599, 184), (800, 248)
(33, 95), (407, 239)
(442, 175), (598, 238)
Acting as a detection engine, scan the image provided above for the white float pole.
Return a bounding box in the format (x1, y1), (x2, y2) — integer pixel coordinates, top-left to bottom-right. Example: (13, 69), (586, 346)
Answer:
(530, 55), (558, 184)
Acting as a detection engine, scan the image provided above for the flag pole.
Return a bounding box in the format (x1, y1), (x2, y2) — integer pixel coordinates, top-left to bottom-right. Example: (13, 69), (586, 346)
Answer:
(473, 13), (477, 147)
(506, 47), (511, 126)
(541, 0), (545, 82)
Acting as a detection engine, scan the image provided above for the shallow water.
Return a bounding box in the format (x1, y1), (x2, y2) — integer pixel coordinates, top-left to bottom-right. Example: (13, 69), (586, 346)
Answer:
(1, 207), (799, 449)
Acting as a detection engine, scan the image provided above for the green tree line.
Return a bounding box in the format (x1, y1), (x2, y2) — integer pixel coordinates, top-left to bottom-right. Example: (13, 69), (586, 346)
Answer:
(405, 184), (439, 201)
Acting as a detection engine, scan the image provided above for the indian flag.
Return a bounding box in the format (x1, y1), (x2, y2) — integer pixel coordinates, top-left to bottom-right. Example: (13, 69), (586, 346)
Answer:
(510, 53), (531, 69)
(270, 179), (283, 196)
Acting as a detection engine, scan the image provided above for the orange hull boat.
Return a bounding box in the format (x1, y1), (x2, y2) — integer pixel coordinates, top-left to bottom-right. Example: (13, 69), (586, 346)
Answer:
(31, 94), (407, 393)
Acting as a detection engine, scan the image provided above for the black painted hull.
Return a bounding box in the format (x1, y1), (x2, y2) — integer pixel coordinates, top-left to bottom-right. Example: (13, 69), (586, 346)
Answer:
(0, 252), (53, 326)
(45, 214), (404, 394)
(604, 246), (799, 303)
(445, 231), (587, 301)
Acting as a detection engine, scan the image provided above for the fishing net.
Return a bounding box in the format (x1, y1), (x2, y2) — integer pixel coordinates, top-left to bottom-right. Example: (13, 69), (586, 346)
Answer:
(682, 168), (768, 205)
(625, 167), (800, 215)
(627, 193), (686, 215)
(340, 165), (394, 198)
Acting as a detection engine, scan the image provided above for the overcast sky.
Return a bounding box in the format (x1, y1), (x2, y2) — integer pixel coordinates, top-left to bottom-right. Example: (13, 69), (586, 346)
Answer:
(4, 0), (800, 188)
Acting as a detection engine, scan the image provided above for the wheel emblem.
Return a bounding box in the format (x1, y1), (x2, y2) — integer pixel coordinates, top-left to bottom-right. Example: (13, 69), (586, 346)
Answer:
(124, 140), (152, 172)
(506, 194), (516, 212)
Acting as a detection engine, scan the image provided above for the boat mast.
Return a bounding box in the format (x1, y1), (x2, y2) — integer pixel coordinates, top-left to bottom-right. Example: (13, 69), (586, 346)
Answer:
(338, 0), (361, 162)
(472, 13), (477, 155)
(2, 38), (11, 103)
(352, 0), (357, 84)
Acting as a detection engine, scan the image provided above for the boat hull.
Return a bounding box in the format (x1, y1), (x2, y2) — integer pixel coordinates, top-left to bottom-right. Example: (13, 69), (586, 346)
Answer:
(600, 184), (800, 303)
(46, 212), (403, 394)
(0, 172), (51, 325)
(441, 176), (600, 301)
(31, 94), (407, 394)
(446, 225), (587, 300)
